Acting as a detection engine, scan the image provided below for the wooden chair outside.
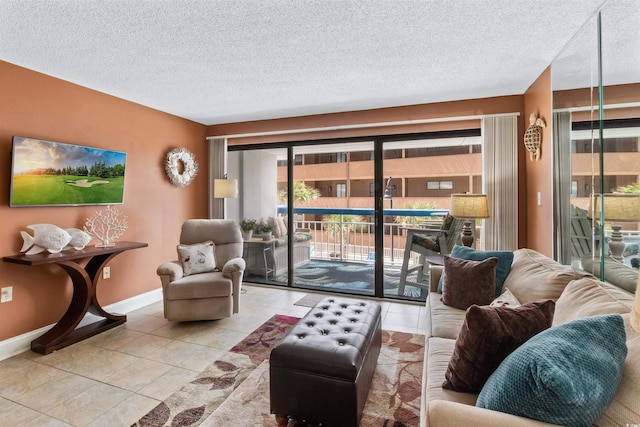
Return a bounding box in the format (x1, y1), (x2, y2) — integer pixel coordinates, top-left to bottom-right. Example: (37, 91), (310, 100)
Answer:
(570, 205), (599, 260)
(398, 216), (463, 295)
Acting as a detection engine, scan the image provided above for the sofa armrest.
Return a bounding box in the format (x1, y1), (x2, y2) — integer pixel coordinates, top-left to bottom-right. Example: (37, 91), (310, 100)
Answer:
(429, 266), (443, 292)
(222, 256), (246, 278)
(157, 261), (184, 282)
(427, 400), (558, 427)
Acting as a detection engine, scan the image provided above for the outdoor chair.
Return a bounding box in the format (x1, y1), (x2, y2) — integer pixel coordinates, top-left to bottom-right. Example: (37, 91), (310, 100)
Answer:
(156, 219), (245, 321)
(398, 215), (463, 295)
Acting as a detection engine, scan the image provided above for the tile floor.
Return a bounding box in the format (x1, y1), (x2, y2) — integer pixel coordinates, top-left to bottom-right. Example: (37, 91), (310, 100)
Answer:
(0, 284), (426, 426)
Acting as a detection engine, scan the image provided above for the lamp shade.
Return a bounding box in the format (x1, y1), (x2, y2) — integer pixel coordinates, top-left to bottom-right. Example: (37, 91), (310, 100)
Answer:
(589, 193), (640, 221)
(450, 194), (490, 219)
(214, 178), (238, 198)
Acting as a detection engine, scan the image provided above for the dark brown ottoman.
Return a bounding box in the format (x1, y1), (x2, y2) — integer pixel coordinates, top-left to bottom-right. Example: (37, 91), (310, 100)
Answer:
(270, 297), (382, 427)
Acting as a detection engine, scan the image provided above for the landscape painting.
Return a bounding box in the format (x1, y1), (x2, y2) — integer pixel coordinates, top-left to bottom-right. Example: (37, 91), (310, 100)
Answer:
(10, 136), (127, 207)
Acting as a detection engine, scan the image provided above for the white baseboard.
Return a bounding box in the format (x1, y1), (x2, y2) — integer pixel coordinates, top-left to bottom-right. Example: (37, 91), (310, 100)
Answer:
(0, 288), (163, 361)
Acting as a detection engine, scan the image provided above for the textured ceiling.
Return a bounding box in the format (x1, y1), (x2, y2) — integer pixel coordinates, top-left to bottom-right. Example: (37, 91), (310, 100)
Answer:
(2, 0), (633, 126)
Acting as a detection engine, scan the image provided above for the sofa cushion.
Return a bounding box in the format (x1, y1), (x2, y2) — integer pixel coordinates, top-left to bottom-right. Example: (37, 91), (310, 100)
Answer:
(177, 241), (216, 276)
(442, 300), (555, 393)
(553, 277), (633, 326)
(426, 292), (467, 339)
(580, 255), (638, 293)
(438, 246), (514, 297)
(595, 314), (640, 425)
(503, 248), (591, 304)
(477, 314), (627, 427)
(441, 256), (497, 310)
(425, 337), (478, 407)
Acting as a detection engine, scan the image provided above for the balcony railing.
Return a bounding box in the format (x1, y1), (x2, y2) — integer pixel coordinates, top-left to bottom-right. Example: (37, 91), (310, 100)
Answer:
(277, 206), (449, 266)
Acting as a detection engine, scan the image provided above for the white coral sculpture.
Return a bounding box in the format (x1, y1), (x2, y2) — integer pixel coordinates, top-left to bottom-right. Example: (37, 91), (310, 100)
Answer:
(84, 205), (128, 247)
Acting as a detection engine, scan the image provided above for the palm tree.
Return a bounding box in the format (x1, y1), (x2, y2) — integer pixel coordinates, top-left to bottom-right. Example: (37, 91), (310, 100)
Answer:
(278, 180), (320, 204)
(394, 201), (443, 227)
(323, 214), (366, 258)
(616, 182), (640, 194)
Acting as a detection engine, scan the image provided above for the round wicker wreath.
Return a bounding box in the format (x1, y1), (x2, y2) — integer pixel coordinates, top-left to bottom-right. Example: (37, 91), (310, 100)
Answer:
(164, 148), (198, 187)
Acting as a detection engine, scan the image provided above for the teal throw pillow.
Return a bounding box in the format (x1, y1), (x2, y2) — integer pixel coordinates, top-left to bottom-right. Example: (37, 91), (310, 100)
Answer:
(476, 314), (627, 427)
(438, 245), (514, 297)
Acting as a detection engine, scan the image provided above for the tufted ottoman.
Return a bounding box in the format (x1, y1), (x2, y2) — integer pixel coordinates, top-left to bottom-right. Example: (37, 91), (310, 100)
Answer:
(270, 297), (382, 427)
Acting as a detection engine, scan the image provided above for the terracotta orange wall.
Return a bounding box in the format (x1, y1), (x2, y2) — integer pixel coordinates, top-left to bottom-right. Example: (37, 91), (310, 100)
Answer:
(0, 61), (208, 341)
(523, 66), (553, 256)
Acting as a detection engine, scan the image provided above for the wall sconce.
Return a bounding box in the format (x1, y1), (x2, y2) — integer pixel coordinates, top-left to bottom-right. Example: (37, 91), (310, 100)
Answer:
(524, 113), (546, 161)
(450, 193), (490, 247)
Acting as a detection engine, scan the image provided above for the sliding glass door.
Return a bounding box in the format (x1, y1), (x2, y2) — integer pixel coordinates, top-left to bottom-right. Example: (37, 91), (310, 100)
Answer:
(291, 141), (377, 296)
(228, 129), (483, 302)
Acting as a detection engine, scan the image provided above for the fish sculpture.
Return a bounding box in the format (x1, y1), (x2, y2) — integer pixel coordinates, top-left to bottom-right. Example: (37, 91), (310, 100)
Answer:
(20, 224), (72, 255)
(64, 228), (92, 251)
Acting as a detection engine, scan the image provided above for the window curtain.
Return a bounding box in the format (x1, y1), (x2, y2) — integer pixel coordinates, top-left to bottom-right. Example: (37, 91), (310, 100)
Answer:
(208, 137), (227, 219)
(552, 112), (572, 264)
(482, 115), (518, 250)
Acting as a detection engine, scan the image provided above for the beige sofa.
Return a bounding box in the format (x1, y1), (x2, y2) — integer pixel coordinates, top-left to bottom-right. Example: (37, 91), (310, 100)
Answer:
(420, 248), (639, 427)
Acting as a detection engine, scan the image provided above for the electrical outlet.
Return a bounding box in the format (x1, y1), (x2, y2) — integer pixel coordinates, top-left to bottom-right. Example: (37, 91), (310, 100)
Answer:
(102, 266), (111, 280)
(1, 286), (13, 303)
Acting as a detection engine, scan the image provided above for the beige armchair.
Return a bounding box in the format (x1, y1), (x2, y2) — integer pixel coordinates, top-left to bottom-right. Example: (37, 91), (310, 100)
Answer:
(157, 219), (246, 321)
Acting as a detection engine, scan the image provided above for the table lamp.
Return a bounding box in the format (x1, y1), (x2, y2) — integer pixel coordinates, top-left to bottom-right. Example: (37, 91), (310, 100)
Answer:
(590, 193), (640, 261)
(450, 193), (490, 247)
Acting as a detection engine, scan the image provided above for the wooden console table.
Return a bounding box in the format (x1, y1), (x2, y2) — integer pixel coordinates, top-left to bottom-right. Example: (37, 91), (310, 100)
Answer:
(3, 241), (148, 354)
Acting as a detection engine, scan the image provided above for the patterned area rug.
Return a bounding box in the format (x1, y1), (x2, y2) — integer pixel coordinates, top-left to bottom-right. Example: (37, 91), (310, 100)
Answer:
(133, 314), (424, 427)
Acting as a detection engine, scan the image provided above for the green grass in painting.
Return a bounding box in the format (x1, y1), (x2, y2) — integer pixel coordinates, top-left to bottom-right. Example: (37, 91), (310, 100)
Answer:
(11, 175), (124, 206)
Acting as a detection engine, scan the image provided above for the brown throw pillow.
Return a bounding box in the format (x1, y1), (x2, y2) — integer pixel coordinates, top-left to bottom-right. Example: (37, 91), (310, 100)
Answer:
(441, 256), (498, 310)
(442, 299), (555, 393)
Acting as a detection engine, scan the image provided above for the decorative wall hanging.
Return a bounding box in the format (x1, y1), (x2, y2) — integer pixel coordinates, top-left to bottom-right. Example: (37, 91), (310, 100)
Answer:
(84, 205), (128, 247)
(164, 147), (198, 187)
(524, 113), (546, 161)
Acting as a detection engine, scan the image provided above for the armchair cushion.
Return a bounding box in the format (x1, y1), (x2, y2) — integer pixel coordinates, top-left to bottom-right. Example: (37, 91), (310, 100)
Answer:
(412, 214), (455, 252)
(177, 241), (216, 276)
(164, 272), (232, 300)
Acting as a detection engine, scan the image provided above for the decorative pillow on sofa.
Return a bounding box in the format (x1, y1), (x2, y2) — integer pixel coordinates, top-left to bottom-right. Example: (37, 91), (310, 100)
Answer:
(442, 299), (555, 393)
(441, 256), (497, 310)
(489, 288), (521, 308)
(438, 246), (514, 297)
(177, 241), (216, 276)
(477, 314), (628, 427)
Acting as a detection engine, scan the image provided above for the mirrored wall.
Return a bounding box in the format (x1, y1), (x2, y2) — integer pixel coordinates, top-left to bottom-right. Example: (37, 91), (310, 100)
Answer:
(552, 0), (640, 292)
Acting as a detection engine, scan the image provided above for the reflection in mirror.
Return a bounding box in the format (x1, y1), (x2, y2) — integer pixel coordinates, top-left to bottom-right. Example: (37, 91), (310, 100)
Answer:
(552, 0), (639, 292)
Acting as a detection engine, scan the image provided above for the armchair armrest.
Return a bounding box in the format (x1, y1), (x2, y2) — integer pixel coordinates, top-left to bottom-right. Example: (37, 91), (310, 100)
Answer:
(157, 261), (184, 282)
(427, 400), (557, 427)
(222, 256), (246, 278)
